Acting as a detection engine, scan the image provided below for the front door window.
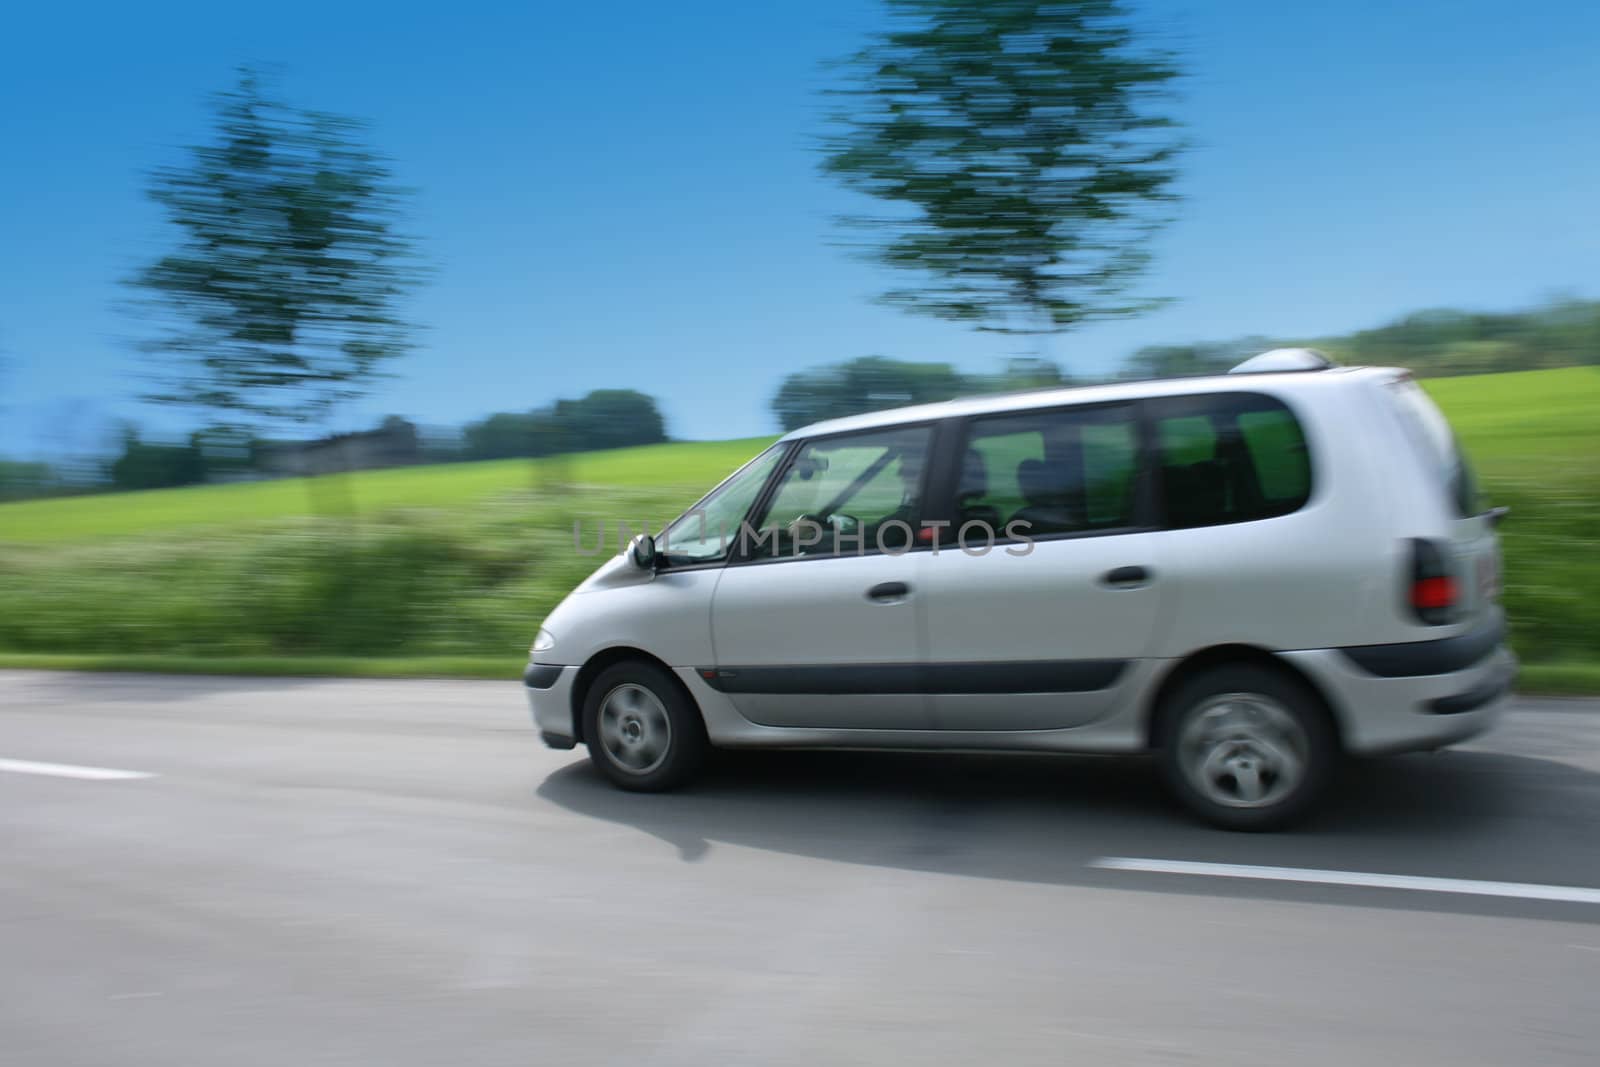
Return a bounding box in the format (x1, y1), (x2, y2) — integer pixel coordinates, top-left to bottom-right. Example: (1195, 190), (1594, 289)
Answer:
(747, 425), (933, 558)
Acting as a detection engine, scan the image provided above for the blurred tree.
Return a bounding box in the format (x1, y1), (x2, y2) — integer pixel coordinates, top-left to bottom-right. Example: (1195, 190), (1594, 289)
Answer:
(1303, 300), (1600, 377)
(1119, 337), (1269, 379)
(0, 460), (60, 502)
(376, 415), (420, 459)
(1116, 299), (1600, 381)
(555, 389), (668, 452)
(461, 390), (667, 460)
(125, 67), (423, 435)
(772, 356), (967, 430)
(462, 411), (553, 461)
(990, 356), (1071, 390)
(107, 427), (208, 491)
(822, 0), (1184, 339)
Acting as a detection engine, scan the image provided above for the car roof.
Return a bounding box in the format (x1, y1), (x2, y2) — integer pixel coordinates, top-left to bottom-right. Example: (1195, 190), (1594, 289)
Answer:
(778, 365), (1402, 441)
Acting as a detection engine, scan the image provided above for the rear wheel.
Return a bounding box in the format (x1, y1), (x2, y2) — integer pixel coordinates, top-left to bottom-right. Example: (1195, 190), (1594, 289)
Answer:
(1157, 663), (1336, 831)
(582, 661), (707, 791)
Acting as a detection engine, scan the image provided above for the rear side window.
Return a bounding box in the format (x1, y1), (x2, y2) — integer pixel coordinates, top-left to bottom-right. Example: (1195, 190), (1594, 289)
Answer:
(1385, 378), (1479, 517)
(1153, 393), (1311, 529)
(955, 403), (1140, 537)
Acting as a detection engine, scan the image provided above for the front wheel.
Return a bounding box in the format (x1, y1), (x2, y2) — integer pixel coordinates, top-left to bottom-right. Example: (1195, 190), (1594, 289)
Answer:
(1157, 664), (1337, 831)
(582, 661), (707, 792)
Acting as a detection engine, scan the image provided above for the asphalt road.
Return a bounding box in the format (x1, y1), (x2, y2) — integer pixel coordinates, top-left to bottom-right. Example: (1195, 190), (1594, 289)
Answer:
(3, 670), (1599, 1066)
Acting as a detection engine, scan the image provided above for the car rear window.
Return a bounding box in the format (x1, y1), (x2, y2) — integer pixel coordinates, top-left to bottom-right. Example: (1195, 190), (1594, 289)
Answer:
(1385, 378), (1479, 517)
(1153, 393), (1312, 529)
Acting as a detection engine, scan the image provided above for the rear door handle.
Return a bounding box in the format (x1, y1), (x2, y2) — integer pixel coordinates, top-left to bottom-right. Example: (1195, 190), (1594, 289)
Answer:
(866, 581), (911, 602)
(1101, 565), (1152, 587)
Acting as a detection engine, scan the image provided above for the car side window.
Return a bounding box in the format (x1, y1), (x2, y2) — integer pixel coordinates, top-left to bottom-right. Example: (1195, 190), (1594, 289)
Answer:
(1154, 393), (1311, 528)
(956, 404), (1139, 538)
(747, 425), (933, 558)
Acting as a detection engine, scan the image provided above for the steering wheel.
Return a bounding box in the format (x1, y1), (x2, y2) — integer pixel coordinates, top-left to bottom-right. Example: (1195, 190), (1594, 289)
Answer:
(785, 513), (833, 553)
(826, 513), (860, 535)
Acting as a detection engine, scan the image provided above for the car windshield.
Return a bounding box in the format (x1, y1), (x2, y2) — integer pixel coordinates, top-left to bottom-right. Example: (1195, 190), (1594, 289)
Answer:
(658, 444), (786, 564)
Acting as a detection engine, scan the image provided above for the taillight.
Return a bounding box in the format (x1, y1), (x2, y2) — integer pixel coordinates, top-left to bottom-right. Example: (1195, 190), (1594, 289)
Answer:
(1409, 538), (1458, 625)
(1411, 576), (1458, 610)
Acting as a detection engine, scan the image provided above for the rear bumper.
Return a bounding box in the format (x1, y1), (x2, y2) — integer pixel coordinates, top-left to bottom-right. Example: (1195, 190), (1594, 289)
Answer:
(1281, 634), (1515, 756)
(1337, 612), (1506, 677)
(523, 663), (580, 749)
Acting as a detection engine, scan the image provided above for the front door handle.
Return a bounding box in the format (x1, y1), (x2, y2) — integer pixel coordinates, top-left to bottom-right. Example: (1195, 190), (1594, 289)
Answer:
(1101, 565), (1152, 587)
(866, 581), (911, 602)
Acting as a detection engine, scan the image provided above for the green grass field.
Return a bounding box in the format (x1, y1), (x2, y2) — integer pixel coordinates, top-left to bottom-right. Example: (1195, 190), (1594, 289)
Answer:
(0, 367), (1596, 688)
(1423, 368), (1599, 482)
(0, 436), (777, 544)
(1422, 368), (1600, 668)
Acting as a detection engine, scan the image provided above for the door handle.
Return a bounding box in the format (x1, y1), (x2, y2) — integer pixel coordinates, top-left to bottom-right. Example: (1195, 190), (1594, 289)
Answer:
(1101, 565), (1152, 587)
(866, 581), (911, 602)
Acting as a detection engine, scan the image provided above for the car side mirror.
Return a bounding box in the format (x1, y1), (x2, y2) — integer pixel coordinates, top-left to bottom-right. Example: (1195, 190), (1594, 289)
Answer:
(628, 533), (658, 571)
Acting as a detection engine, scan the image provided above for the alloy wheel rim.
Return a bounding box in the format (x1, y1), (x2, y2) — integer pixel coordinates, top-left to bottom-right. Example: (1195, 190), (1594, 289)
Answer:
(1177, 692), (1308, 808)
(597, 683), (672, 775)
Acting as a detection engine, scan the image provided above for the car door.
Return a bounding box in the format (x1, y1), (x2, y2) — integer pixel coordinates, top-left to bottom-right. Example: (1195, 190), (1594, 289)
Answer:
(708, 424), (935, 730)
(913, 401), (1169, 731)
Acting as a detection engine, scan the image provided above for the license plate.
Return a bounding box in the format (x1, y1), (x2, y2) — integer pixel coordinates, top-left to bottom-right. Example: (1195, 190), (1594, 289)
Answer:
(1477, 553), (1500, 601)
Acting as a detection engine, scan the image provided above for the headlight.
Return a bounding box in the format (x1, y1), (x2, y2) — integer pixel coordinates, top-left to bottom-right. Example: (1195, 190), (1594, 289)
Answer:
(531, 628), (555, 654)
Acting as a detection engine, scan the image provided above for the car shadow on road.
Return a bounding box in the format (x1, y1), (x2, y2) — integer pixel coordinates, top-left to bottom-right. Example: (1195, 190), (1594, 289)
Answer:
(536, 745), (1600, 924)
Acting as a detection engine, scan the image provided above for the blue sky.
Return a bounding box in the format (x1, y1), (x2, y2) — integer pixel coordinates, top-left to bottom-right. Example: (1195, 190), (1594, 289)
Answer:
(2, 0), (1597, 457)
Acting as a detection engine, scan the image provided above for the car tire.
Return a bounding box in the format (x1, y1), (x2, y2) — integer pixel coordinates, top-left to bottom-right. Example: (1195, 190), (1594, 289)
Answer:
(1157, 663), (1337, 831)
(582, 661), (708, 792)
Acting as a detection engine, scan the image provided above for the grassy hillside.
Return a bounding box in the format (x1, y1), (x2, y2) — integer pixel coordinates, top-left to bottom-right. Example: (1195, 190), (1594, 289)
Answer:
(0, 368), (1595, 679)
(1424, 367), (1598, 471)
(1424, 367), (1600, 665)
(0, 437), (777, 544)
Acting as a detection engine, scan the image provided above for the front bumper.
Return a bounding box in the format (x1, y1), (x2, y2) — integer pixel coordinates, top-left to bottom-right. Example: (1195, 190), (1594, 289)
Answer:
(523, 663), (581, 749)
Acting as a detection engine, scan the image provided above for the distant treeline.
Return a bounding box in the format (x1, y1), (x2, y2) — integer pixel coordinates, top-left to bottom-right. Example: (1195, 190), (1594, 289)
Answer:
(1121, 296), (1600, 381)
(771, 297), (1600, 430)
(3, 298), (1594, 501)
(0, 461), (60, 502)
(772, 356), (1067, 431)
(456, 389), (665, 461)
(0, 389), (669, 499)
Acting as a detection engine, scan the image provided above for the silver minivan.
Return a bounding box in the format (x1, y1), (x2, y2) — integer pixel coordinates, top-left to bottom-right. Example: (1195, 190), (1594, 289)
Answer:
(525, 351), (1514, 829)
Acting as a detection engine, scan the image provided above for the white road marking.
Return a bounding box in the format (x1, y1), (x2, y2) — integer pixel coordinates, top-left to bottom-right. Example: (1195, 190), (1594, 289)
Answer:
(1091, 857), (1600, 906)
(0, 757), (155, 781)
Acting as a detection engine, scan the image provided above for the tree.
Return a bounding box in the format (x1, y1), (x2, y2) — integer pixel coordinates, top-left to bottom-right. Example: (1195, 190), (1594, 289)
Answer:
(1112, 297), (1600, 382)
(125, 67), (423, 435)
(376, 416), (420, 460)
(107, 427), (208, 491)
(1119, 337), (1269, 380)
(555, 390), (668, 452)
(0, 460), (59, 502)
(771, 356), (968, 431)
(983, 356), (1071, 391)
(460, 391), (668, 460)
(822, 0), (1183, 338)
(462, 411), (556, 461)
